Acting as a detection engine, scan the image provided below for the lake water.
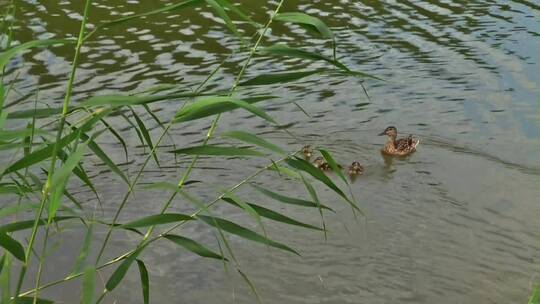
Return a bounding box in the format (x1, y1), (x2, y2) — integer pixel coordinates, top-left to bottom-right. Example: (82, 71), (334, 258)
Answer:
(2, 0), (540, 303)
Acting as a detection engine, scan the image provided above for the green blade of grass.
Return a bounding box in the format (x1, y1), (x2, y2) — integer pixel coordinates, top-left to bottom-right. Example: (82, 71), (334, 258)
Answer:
(237, 268), (262, 304)
(3, 108), (110, 174)
(0, 216), (78, 233)
(170, 145), (264, 157)
(223, 197), (322, 231)
(136, 259), (150, 304)
(0, 39), (74, 71)
(197, 215), (300, 256)
(205, 0), (243, 41)
(239, 70), (321, 86)
(71, 223), (93, 275)
(250, 183), (333, 211)
(0, 233), (25, 262)
(221, 131), (285, 154)
(81, 266), (96, 304)
(300, 174), (327, 240)
(319, 148), (347, 184)
(130, 108), (159, 166)
(10, 296), (54, 304)
(163, 234), (227, 260)
(274, 12), (333, 39)
(173, 96), (276, 124)
(286, 157), (359, 211)
(119, 213), (194, 229)
(105, 244), (148, 292)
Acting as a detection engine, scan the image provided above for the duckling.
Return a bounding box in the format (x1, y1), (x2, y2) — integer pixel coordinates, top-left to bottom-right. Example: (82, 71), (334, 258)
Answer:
(313, 156), (331, 171)
(301, 145), (313, 160)
(347, 161), (364, 176)
(378, 126), (419, 156)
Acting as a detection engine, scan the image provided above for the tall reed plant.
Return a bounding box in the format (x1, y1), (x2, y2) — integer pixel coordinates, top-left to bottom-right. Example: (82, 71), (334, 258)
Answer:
(0, 1), (376, 302)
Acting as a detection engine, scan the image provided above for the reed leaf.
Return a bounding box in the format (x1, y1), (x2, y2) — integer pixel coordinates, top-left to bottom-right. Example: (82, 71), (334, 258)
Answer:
(223, 197), (322, 230)
(205, 0), (242, 40)
(0, 202), (39, 219)
(119, 213), (194, 229)
(6, 107), (68, 119)
(214, 0), (260, 28)
(163, 234), (227, 260)
(300, 174), (327, 239)
(240, 70), (321, 86)
(136, 259), (150, 304)
(105, 244), (148, 291)
(170, 145), (264, 157)
(529, 285), (540, 304)
(0, 39), (74, 71)
(0, 216), (78, 233)
(286, 157), (358, 211)
(319, 148), (347, 184)
(275, 12), (333, 39)
(221, 131), (285, 154)
(197, 215), (300, 255)
(250, 183), (333, 211)
(0, 233), (25, 262)
(3, 109), (110, 174)
(82, 133), (129, 185)
(82, 266), (96, 304)
(173, 96), (276, 124)
(71, 223), (93, 275)
(237, 268), (263, 304)
(0, 254), (11, 303)
(131, 108), (159, 166)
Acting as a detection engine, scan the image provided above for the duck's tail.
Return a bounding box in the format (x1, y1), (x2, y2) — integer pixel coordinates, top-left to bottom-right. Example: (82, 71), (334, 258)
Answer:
(413, 138), (420, 148)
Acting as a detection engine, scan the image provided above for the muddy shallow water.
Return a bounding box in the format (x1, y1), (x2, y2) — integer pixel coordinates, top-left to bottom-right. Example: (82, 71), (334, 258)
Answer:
(2, 0), (539, 303)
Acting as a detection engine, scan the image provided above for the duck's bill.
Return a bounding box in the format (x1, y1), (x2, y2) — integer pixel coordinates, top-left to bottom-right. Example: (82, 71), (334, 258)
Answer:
(378, 131), (386, 136)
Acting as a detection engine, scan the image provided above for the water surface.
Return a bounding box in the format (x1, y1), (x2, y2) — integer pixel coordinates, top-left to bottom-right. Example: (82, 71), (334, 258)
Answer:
(2, 0), (539, 303)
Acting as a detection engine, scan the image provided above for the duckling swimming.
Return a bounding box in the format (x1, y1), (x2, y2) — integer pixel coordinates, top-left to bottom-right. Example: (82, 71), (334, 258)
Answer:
(301, 145), (313, 160)
(347, 161), (364, 176)
(313, 156), (331, 171)
(378, 126), (419, 156)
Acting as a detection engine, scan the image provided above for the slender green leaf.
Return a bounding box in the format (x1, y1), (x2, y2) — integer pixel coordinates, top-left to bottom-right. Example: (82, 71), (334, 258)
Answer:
(131, 108), (159, 166)
(267, 164), (301, 179)
(205, 0), (242, 40)
(237, 268), (262, 304)
(3, 109), (110, 174)
(300, 174), (327, 240)
(50, 141), (87, 190)
(214, 0), (260, 28)
(0, 81), (4, 115)
(223, 197), (322, 230)
(319, 148), (347, 183)
(0, 255), (4, 276)
(173, 96), (276, 124)
(0, 203), (39, 219)
(0, 128), (47, 141)
(72, 224), (93, 274)
(105, 244), (148, 291)
(221, 131), (285, 154)
(119, 213), (194, 229)
(286, 157), (359, 211)
(163, 234), (227, 260)
(82, 266), (96, 304)
(0, 216), (78, 233)
(197, 215), (299, 255)
(0, 233), (25, 262)
(222, 192), (266, 240)
(530, 285), (540, 304)
(250, 184), (333, 211)
(240, 70), (321, 86)
(6, 107), (66, 119)
(170, 145), (264, 157)
(0, 254), (11, 303)
(86, 136), (129, 184)
(0, 39), (74, 71)
(136, 259), (150, 304)
(275, 12), (333, 39)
